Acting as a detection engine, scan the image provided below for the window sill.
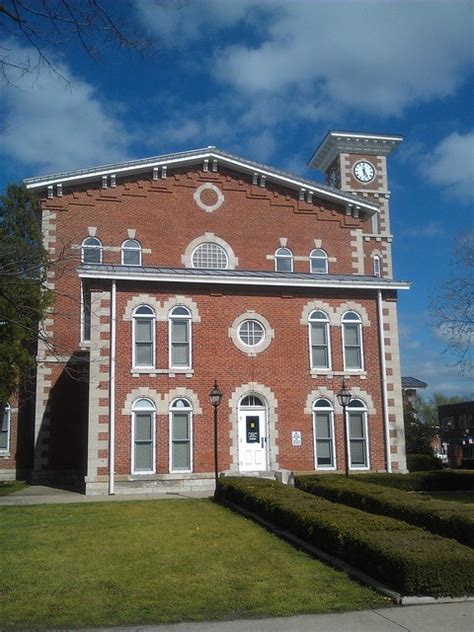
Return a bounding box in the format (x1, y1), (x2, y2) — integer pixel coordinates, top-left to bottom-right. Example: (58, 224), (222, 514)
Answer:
(0, 452), (11, 459)
(311, 370), (367, 379)
(131, 368), (194, 378)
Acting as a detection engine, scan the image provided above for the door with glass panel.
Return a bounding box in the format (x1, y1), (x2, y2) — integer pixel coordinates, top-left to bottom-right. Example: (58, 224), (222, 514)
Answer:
(238, 395), (267, 472)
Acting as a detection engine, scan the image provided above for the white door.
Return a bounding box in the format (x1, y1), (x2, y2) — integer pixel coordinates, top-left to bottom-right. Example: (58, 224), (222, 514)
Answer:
(239, 410), (267, 472)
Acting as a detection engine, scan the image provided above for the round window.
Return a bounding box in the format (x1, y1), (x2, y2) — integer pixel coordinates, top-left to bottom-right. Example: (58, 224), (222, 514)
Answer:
(238, 320), (265, 347)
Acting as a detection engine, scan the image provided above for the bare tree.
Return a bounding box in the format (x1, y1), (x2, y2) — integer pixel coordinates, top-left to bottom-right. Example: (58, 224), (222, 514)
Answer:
(431, 232), (474, 376)
(0, 0), (185, 84)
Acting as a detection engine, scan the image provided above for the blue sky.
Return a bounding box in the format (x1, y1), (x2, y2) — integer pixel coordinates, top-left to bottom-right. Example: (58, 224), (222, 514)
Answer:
(0, 0), (472, 397)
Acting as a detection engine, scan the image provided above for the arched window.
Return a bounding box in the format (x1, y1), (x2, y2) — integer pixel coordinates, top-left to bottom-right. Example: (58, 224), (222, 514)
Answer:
(191, 242), (228, 269)
(312, 399), (335, 469)
(169, 306), (191, 369)
(132, 398), (155, 473)
(373, 255), (381, 277)
(274, 247), (293, 272)
(342, 311), (363, 370)
(133, 305), (155, 369)
(309, 249), (328, 274)
(169, 398), (193, 472)
(308, 310), (331, 370)
(121, 239), (142, 266)
(241, 395), (265, 407)
(82, 237), (102, 264)
(347, 399), (369, 469)
(0, 403), (11, 453)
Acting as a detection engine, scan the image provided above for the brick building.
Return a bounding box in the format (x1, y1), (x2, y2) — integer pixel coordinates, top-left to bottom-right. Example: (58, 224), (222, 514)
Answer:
(1, 131), (409, 493)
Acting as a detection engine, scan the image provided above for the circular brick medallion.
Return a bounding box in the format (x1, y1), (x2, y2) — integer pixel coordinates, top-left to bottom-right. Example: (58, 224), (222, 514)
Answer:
(193, 183), (225, 213)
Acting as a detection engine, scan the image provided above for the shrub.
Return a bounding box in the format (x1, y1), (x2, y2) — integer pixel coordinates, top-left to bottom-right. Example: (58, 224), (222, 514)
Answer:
(216, 477), (474, 597)
(350, 470), (474, 492)
(295, 474), (474, 547)
(407, 454), (443, 472)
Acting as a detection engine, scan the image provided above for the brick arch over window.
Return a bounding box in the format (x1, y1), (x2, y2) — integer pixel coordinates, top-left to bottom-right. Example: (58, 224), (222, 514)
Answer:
(123, 294), (161, 321)
(300, 300), (337, 326)
(304, 387), (376, 416)
(161, 295), (201, 323)
(181, 233), (238, 269)
(333, 302), (371, 326)
(160, 388), (202, 415)
(228, 383), (279, 472)
(121, 388), (161, 415)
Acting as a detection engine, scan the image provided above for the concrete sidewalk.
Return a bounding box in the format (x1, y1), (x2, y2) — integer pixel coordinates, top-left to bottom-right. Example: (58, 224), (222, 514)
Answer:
(87, 602), (474, 632)
(0, 485), (212, 506)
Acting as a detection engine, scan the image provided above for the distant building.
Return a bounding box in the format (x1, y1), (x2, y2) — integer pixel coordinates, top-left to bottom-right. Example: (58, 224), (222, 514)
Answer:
(438, 401), (474, 468)
(401, 376), (427, 415)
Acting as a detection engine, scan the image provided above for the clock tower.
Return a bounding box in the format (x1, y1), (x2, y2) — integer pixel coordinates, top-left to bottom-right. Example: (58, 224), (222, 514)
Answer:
(309, 131), (402, 278)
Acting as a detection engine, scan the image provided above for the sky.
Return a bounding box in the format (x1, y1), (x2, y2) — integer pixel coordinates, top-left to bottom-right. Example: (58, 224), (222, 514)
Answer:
(0, 0), (472, 398)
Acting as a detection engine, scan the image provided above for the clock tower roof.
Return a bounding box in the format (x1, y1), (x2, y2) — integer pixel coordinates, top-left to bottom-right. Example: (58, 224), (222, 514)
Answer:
(309, 130), (403, 172)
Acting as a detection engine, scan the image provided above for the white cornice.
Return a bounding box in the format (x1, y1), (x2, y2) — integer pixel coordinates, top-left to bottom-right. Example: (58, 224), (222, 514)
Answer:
(23, 147), (379, 214)
(309, 131), (403, 172)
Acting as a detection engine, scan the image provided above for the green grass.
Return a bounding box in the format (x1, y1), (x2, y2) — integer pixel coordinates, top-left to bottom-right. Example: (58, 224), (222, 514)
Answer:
(424, 491), (474, 506)
(0, 499), (385, 629)
(0, 481), (28, 496)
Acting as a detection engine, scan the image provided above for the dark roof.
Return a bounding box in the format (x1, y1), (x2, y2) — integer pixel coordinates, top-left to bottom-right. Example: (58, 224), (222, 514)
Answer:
(401, 377), (428, 389)
(78, 263), (410, 290)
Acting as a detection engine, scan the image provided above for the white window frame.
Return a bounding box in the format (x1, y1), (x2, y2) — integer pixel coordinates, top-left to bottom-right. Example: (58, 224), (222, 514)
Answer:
(131, 398), (156, 474)
(121, 239), (142, 266)
(342, 311), (364, 371)
(347, 399), (370, 470)
(0, 403), (11, 453)
(191, 242), (229, 270)
(169, 398), (193, 473)
(312, 399), (336, 470)
(373, 255), (381, 277)
(238, 319), (266, 348)
(274, 247), (293, 272)
(309, 249), (329, 274)
(308, 310), (331, 371)
(169, 306), (192, 370)
(132, 305), (156, 369)
(81, 236), (103, 264)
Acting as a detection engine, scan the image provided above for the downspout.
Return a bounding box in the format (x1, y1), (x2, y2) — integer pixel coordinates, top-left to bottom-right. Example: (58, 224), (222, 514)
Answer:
(377, 289), (392, 473)
(109, 280), (117, 494)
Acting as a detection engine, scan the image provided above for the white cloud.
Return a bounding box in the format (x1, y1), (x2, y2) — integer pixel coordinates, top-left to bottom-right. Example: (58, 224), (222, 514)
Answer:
(0, 41), (131, 174)
(136, 0), (473, 117)
(404, 221), (443, 238)
(423, 131), (474, 202)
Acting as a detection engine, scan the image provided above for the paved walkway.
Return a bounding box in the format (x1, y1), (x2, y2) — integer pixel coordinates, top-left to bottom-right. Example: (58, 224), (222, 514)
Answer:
(0, 485), (212, 505)
(87, 602), (474, 632)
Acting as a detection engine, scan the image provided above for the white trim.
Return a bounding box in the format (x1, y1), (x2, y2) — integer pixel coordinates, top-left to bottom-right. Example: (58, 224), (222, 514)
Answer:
(82, 236), (102, 264)
(238, 395), (268, 473)
(79, 268), (410, 291)
(169, 399), (193, 474)
(312, 399), (336, 471)
(308, 310), (332, 372)
(80, 281), (91, 344)
(347, 400), (371, 471)
(377, 290), (392, 473)
(193, 182), (225, 213)
(132, 305), (156, 370)
(342, 311), (364, 372)
(131, 398), (156, 475)
(0, 403), (11, 453)
(309, 249), (329, 274)
(168, 306), (192, 370)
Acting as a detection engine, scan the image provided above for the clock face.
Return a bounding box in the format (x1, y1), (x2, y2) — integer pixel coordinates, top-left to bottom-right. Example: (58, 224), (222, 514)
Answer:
(328, 168), (338, 187)
(353, 161), (376, 183)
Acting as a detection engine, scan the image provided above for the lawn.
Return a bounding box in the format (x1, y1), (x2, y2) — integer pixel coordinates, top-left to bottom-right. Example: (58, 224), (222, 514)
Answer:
(0, 499), (385, 629)
(0, 481), (28, 496)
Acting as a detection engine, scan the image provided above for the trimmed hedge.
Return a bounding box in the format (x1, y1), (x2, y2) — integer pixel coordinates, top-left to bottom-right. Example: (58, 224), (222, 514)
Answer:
(407, 454), (443, 472)
(350, 470), (474, 492)
(216, 477), (474, 597)
(295, 474), (474, 547)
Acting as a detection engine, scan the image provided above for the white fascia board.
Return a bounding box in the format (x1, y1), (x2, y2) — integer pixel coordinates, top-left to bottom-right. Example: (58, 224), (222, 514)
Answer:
(329, 131), (404, 142)
(24, 150), (378, 213)
(78, 269), (410, 291)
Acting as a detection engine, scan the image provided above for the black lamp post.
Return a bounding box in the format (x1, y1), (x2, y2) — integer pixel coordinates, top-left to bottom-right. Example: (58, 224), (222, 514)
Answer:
(209, 380), (223, 489)
(337, 380), (352, 477)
